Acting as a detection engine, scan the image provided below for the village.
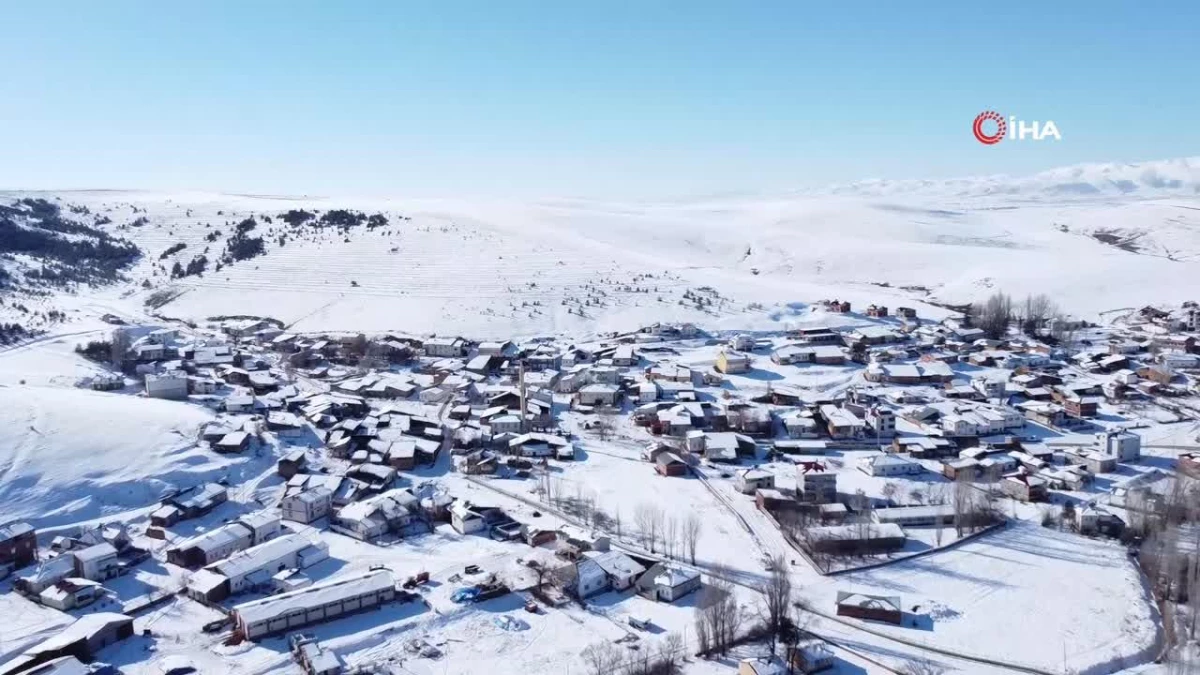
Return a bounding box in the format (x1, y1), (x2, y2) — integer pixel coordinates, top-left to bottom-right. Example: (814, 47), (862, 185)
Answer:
(2, 295), (1200, 675)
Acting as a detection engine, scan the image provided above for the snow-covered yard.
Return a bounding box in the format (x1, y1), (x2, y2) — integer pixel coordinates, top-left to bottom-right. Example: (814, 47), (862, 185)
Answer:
(798, 522), (1161, 674)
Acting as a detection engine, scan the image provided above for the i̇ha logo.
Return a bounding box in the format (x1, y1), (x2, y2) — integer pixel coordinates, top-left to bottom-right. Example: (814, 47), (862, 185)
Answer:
(973, 110), (1061, 145)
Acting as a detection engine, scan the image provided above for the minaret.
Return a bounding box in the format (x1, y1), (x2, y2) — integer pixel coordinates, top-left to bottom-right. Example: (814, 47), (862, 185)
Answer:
(518, 360), (528, 433)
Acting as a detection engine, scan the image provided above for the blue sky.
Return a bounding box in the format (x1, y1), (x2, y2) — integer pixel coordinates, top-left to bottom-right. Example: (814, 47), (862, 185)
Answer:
(1, 1), (1197, 198)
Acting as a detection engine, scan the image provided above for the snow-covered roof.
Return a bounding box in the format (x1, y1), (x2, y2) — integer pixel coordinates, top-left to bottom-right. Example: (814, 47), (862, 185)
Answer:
(737, 468), (773, 481)
(337, 489), (416, 523)
(18, 655), (89, 675)
(209, 533), (318, 580)
(233, 569), (395, 626)
(187, 568), (230, 595)
(509, 432), (569, 448)
(0, 521), (34, 540)
(28, 613), (133, 654)
(238, 510), (280, 531)
(872, 504), (955, 522)
(836, 591), (901, 612)
(175, 521), (250, 554)
(740, 658), (787, 675)
(72, 542), (117, 563)
(865, 454), (917, 468)
(819, 405), (863, 427)
(589, 550), (646, 578)
(809, 523), (904, 542)
(653, 565), (700, 589)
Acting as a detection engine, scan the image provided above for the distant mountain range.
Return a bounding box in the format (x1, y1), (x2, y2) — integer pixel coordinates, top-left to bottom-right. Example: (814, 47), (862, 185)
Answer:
(810, 156), (1200, 200)
(2, 157), (1198, 339)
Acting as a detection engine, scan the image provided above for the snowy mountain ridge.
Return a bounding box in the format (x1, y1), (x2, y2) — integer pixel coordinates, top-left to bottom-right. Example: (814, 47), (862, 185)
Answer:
(0, 156), (1198, 339)
(806, 156), (1200, 201)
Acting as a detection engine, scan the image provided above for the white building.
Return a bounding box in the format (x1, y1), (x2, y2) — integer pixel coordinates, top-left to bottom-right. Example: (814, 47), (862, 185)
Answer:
(612, 345), (637, 367)
(941, 414), (979, 437)
(865, 407), (896, 438)
(577, 383), (619, 407)
(858, 454), (923, 477)
(207, 534), (329, 597)
(735, 468), (775, 494)
(972, 376), (1006, 400)
(233, 569), (397, 641)
(477, 341), (514, 357)
(639, 565), (702, 603)
(424, 337), (466, 357)
(145, 371), (189, 400)
(508, 432), (571, 458)
(573, 558), (611, 599)
(730, 334), (756, 352)
(1098, 430), (1141, 462)
(573, 550), (646, 599)
(331, 489), (419, 541)
(819, 404), (864, 439)
(488, 414), (523, 434)
(39, 578), (103, 611)
(281, 487), (333, 524)
(72, 543), (119, 581)
(237, 511), (282, 545)
(784, 414), (819, 439)
(168, 522), (253, 568)
(450, 501), (488, 535)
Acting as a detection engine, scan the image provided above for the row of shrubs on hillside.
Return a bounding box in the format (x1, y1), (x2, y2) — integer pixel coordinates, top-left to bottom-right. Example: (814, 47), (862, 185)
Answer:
(278, 208), (391, 231)
(0, 199), (141, 288)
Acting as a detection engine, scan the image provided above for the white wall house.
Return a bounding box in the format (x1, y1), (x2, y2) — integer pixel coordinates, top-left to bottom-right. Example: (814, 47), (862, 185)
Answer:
(281, 487), (333, 524)
(145, 371), (189, 400)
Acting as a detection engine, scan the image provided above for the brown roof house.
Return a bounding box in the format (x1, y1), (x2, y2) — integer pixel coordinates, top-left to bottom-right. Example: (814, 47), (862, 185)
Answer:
(836, 591), (902, 625)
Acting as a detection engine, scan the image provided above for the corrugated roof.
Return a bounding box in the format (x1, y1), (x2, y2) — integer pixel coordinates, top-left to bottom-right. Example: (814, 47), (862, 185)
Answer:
(233, 569), (394, 626)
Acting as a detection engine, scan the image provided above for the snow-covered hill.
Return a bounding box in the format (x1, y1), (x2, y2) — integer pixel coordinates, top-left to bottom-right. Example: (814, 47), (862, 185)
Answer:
(0, 385), (245, 526)
(1, 156), (1198, 338)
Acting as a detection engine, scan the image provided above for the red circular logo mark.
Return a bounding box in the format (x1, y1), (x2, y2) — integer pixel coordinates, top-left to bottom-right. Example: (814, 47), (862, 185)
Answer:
(973, 111), (1006, 145)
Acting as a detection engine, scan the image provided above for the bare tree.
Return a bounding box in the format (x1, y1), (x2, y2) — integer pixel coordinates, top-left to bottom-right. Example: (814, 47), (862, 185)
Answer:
(953, 473), (974, 537)
(1021, 293), (1058, 335)
(761, 554), (793, 653)
(596, 411), (616, 441)
(698, 574), (742, 655)
(973, 291), (1013, 340)
(1189, 552), (1200, 640)
(665, 515), (680, 559)
(882, 481), (900, 505)
(1167, 646), (1200, 674)
(683, 513), (702, 564)
(576, 483), (594, 523)
(694, 606), (711, 654)
(109, 327), (131, 370)
(1051, 313), (1079, 350)
(648, 505), (665, 554)
(580, 641), (623, 675)
(902, 658), (947, 675)
(635, 503), (655, 551)
(659, 632), (685, 672)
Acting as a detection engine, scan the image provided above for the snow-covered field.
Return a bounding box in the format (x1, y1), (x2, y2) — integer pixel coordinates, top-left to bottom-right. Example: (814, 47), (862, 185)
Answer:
(4, 157), (1200, 339)
(0, 385), (234, 526)
(798, 522), (1161, 674)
